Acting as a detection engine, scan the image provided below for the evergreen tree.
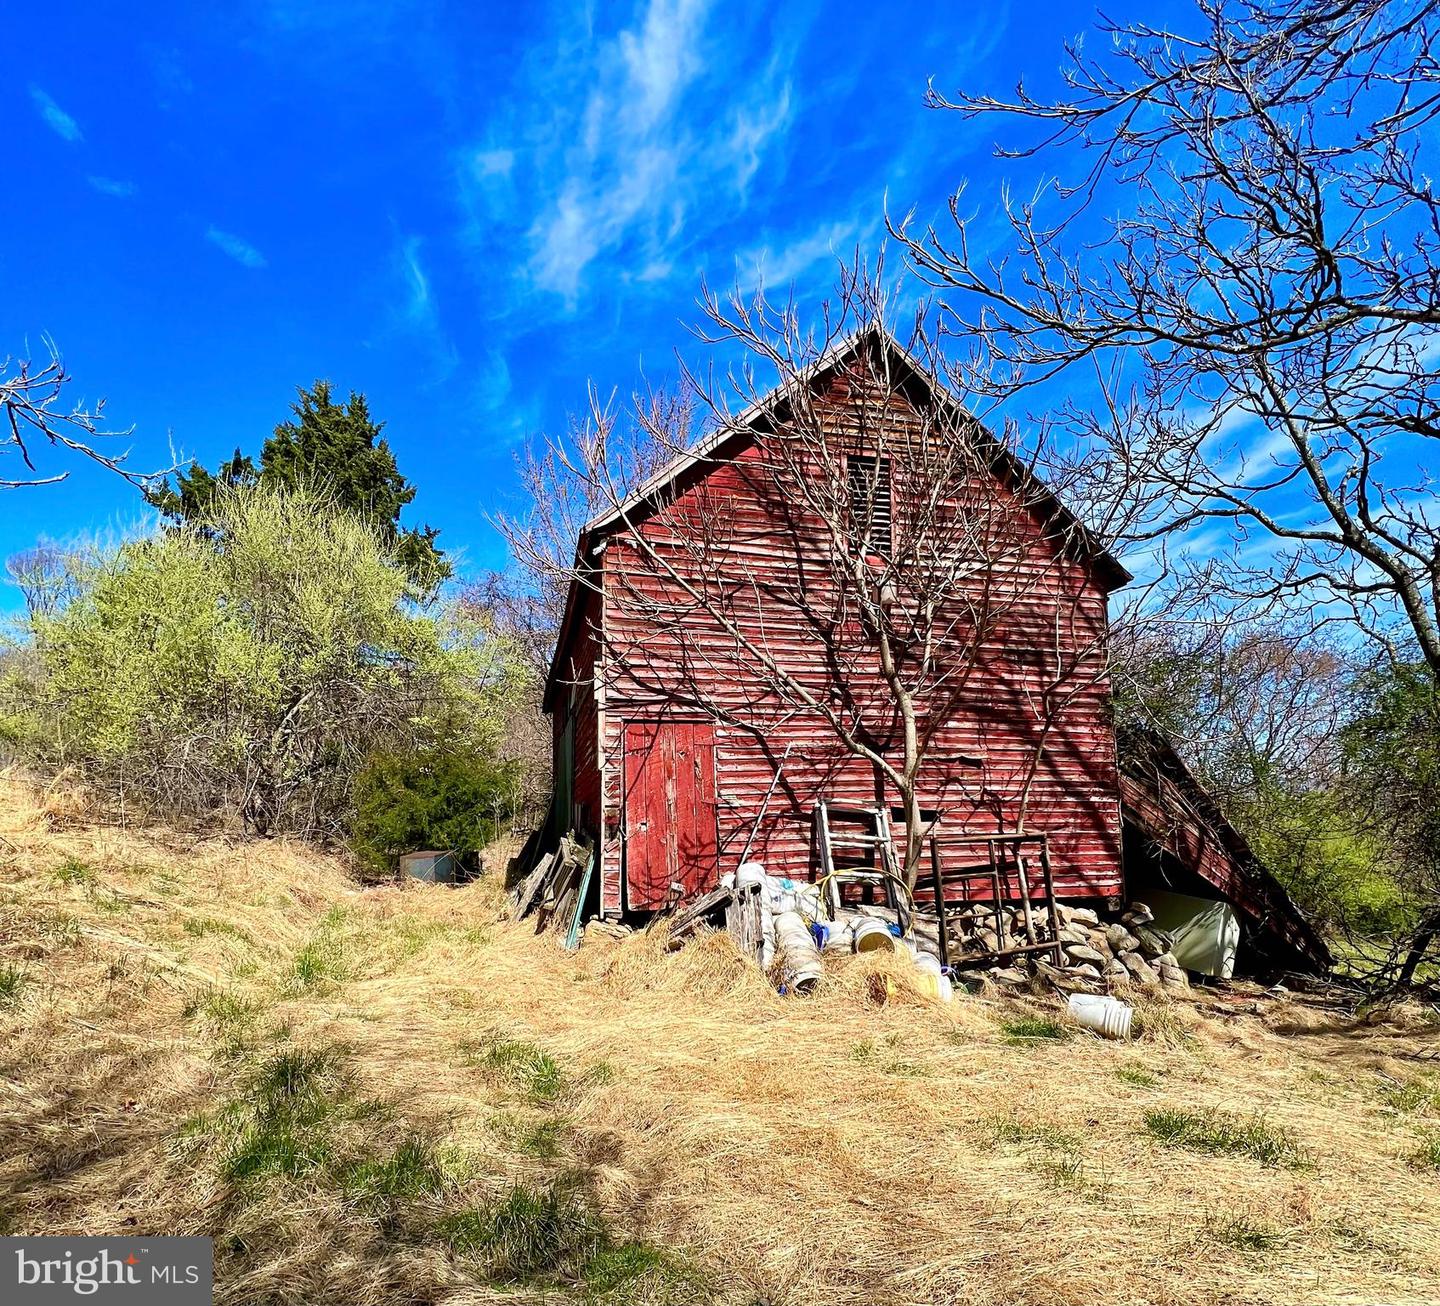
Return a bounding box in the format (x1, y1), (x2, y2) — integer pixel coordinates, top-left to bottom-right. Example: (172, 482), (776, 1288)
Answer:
(146, 381), (448, 594)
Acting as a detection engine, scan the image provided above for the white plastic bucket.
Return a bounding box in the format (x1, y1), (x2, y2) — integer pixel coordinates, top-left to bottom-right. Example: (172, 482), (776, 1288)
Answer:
(1067, 992), (1134, 1040)
(853, 918), (897, 954)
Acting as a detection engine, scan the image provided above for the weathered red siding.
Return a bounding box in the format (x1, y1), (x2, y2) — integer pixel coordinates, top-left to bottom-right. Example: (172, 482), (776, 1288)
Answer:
(571, 353), (1125, 915)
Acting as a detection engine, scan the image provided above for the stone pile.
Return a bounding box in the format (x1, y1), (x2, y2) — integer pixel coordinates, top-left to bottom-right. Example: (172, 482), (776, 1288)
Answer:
(945, 899), (1191, 991)
(1050, 900), (1189, 989)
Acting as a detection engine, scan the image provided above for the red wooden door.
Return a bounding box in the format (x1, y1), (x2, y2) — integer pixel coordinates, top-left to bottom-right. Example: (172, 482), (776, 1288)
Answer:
(622, 720), (718, 910)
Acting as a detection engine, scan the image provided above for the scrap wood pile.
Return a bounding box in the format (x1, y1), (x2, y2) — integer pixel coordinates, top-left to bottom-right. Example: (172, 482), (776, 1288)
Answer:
(506, 832), (595, 948)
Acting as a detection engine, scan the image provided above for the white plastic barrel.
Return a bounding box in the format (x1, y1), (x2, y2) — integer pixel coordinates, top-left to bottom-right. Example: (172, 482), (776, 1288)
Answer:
(774, 909), (823, 994)
(1066, 992), (1134, 1040)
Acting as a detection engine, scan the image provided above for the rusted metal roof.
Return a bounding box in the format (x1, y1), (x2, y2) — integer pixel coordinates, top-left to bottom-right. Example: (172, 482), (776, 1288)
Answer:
(1117, 724), (1332, 974)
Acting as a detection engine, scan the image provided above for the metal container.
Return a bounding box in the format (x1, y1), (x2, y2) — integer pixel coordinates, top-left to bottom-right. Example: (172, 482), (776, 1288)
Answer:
(400, 850), (458, 884)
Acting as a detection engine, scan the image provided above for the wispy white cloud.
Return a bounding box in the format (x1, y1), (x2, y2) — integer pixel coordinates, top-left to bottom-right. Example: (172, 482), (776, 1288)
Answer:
(473, 149), (514, 178)
(525, 0), (712, 302)
(88, 175), (137, 198)
(731, 81), (793, 198)
(29, 86), (82, 142)
(205, 226), (268, 269)
(464, 0), (808, 310)
(393, 234), (459, 384)
(737, 218), (861, 292)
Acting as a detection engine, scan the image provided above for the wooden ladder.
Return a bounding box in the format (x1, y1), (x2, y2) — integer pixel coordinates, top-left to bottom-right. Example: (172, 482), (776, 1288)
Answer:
(813, 801), (909, 927)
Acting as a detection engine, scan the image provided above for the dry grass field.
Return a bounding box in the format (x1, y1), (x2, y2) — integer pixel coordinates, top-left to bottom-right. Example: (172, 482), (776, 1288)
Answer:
(1, 770), (1437, 1306)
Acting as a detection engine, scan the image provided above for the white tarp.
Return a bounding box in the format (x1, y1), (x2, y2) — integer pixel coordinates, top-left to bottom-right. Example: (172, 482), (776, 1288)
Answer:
(1140, 888), (1241, 979)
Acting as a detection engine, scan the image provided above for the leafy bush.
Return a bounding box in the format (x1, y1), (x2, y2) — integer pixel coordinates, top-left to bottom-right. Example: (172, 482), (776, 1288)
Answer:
(10, 486), (527, 840)
(350, 744), (517, 874)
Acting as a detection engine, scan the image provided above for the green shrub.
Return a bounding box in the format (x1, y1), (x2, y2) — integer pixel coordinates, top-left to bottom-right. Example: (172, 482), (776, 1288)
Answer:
(20, 485), (527, 839)
(1143, 1108), (1309, 1168)
(350, 744), (517, 875)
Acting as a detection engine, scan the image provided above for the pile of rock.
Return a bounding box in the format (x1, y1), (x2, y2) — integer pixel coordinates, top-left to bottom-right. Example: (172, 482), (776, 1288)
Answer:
(1050, 901), (1189, 989)
(943, 899), (1190, 992)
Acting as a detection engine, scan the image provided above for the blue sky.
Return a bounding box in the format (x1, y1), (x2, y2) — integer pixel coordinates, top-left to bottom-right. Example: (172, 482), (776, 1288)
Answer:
(3, 0), (1186, 608)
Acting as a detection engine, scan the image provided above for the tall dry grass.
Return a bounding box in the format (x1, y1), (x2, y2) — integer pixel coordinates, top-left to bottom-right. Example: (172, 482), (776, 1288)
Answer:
(1, 770), (1438, 1305)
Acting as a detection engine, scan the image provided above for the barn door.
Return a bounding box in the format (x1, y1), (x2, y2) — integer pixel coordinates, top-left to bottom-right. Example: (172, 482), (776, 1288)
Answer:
(622, 720), (718, 910)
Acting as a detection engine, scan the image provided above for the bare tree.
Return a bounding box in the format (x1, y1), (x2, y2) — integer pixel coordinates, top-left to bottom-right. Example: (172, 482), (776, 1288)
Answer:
(483, 397), (691, 679)
(894, 0), (1440, 676)
(1111, 612), (1353, 806)
(500, 270), (1121, 887)
(5, 541), (93, 621)
(1, 339), (160, 489)
(891, 0), (1440, 981)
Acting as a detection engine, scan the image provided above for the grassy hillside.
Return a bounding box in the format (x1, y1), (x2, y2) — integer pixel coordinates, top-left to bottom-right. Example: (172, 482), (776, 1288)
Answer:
(1, 772), (1437, 1306)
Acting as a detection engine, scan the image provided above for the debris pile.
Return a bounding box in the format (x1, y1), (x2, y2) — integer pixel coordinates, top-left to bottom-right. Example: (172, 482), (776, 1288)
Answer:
(506, 833), (596, 949)
(957, 900), (1191, 993)
(507, 833), (1191, 1003)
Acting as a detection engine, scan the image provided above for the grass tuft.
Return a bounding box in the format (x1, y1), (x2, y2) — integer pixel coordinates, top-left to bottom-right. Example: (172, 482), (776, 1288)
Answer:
(198, 1045), (368, 1184)
(438, 1178), (702, 1302)
(584, 1240), (709, 1304)
(184, 917), (249, 941)
(1000, 1015), (1070, 1044)
(1207, 1215), (1283, 1252)
(990, 1116), (1082, 1150)
(1409, 1132), (1440, 1171)
(53, 856), (95, 886)
(1379, 1074), (1439, 1117)
(517, 1120), (566, 1159)
(0, 964), (28, 1007)
(338, 1134), (448, 1207)
(1143, 1108), (1309, 1169)
(466, 1035), (569, 1104)
(1115, 1064), (1159, 1088)
(289, 909), (351, 992)
(989, 1116), (1106, 1196)
(440, 1177), (607, 1279)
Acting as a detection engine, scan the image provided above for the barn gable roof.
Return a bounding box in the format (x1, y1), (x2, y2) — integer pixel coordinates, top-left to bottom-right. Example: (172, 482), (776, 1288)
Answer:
(543, 325), (1131, 708)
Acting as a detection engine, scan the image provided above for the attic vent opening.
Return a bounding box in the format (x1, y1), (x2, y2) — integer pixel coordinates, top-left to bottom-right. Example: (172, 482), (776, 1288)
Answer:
(847, 454), (893, 556)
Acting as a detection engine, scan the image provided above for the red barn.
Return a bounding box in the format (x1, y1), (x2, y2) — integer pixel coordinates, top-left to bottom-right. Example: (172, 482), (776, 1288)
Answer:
(541, 327), (1329, 973)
